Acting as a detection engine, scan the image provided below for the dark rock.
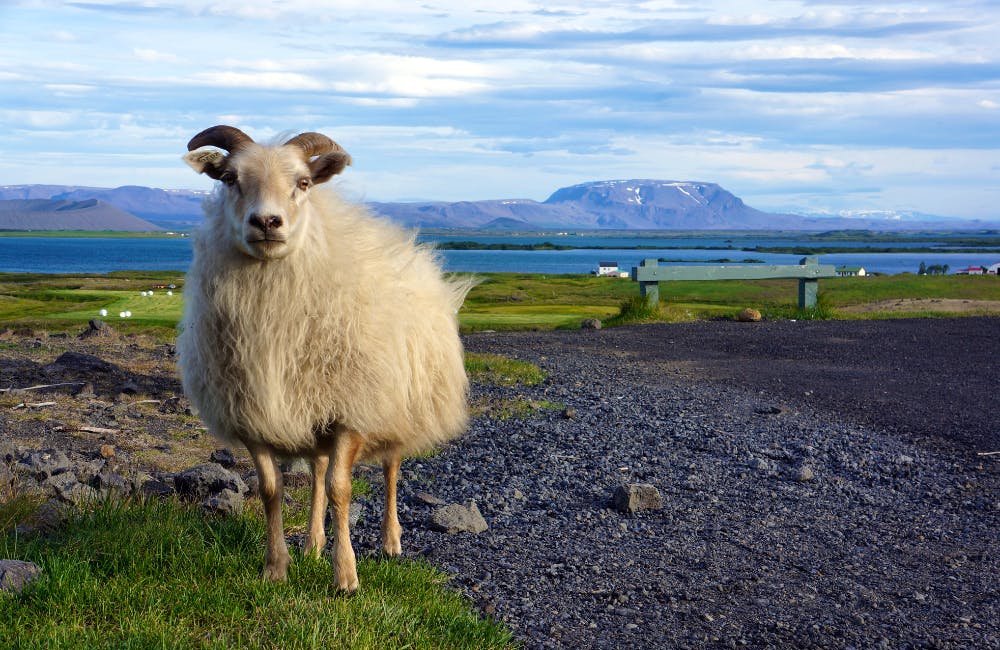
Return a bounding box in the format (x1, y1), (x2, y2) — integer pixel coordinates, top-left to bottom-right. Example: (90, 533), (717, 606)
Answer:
(79, 319), (117, 340)
(141, 479), (175, 499)
(561, 407), (577, 419)
(158, 396), (185, 414)
(42, 471), (78, 497)
(91, 472), (130, 493)
(581, 318), (603, 330)
(612, 484), (663, 513)
(210, 448), (237, 469)
(0, 560), (42, 594)
(431, 500), (488, 534)
(0, 441), (22, 464)
(117, 380), (141, 395)
(174, 463), (248, 501)
(18, 449), (72, 481)
(16, 500), (67, 536)
(44, 351), (117, 375)
(200, 489), (244, 516)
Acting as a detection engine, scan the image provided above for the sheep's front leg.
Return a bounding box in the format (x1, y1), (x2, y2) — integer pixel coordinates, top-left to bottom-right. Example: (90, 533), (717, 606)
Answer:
(328, 431), (363, 592)
(246, 442), (290, 582)
(304, 448), (331, 558)
(381, 450), (402, 556)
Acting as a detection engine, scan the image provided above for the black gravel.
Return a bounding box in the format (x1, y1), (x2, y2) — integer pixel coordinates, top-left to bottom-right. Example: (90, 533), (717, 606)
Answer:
(350, 318), (998, 649)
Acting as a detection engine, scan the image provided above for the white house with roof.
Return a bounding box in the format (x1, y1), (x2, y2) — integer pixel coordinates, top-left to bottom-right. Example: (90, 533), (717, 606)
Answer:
(955, 266), (986, 275)
(835, 266), (867, 277)
(595, 261), (627, 277)
(987, 262), (1000, 275)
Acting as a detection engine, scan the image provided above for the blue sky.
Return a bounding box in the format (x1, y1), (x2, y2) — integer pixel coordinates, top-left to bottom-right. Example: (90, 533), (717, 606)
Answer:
(1, 0), (998, 219)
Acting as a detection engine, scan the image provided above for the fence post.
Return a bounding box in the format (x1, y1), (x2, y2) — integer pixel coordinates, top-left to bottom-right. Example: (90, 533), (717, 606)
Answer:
(798, 256), (819, 309)
(638, 258), (660, 305)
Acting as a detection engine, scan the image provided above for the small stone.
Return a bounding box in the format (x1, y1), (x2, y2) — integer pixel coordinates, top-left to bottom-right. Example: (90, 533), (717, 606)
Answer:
(210, 448), (237, 469)
(414, 491), (446, 505)
(431, 500), (488, 534)
(0, 560), (42, 594)
(561, 407), (576, 419)
(612, 484), (663, 513)
(349, 501), (363, 528)
(581, 318), (602, 330)
(99, 444), (116, 459)
(797, 465), (816, 482)
(737, 308), (762, 322)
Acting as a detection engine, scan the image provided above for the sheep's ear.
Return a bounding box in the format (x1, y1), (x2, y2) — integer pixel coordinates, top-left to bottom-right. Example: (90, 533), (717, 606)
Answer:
(309, 151), (352, 185)
(183, 149), (228, 180)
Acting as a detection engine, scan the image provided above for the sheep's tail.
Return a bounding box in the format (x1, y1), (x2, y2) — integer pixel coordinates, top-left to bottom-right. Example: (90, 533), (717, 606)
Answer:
(445, 273), (478, 314)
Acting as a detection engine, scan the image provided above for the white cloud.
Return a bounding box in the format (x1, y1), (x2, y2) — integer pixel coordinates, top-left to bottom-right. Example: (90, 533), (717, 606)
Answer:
(133, 48), (183, 64)
(189, 71), (326, 91)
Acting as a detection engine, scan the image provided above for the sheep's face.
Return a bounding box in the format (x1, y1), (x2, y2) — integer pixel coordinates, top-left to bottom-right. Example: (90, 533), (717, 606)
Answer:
(184, 129), (351, 261)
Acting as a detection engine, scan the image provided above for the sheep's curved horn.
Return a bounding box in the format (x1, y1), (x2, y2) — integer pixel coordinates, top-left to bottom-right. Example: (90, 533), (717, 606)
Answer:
(284, 132), (345, 158)
(187, 125), (254, 153)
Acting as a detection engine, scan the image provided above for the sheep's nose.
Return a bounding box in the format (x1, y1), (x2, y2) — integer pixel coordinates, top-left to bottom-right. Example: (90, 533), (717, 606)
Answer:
(249, 214), (283, 231)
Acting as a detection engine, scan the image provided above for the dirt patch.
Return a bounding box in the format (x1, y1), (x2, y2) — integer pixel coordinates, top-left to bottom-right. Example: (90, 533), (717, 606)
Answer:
(840, 297), (1000, 315)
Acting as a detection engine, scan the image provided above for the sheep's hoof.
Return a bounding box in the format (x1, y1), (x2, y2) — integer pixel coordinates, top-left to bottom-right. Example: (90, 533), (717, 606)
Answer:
(262, 565), (289, 582)
(382, 521), (402, 557)
(335, 570), (359, 593)
(382, 539), (402, 557)
(262, 554), (291, 582)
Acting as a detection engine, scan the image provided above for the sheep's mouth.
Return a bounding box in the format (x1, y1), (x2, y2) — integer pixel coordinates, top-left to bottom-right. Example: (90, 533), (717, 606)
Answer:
(245, 236), (289, 258)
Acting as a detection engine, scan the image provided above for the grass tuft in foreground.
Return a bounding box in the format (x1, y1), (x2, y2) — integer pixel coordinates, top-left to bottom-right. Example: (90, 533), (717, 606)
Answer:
(604, 294), (660, 326)
(0, 497), (513, 649)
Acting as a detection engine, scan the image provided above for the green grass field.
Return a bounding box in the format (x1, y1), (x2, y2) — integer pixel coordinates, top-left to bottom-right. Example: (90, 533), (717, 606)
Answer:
(2, 271), (1000, 336)
(0, 498), (513, 649)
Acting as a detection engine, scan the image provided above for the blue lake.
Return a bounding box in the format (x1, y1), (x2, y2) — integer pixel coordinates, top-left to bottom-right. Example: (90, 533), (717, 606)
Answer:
(1, 234), (998, 276)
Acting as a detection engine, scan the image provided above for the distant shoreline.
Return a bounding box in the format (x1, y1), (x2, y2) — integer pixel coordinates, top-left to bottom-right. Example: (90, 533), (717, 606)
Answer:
(0, 230), (187, 239)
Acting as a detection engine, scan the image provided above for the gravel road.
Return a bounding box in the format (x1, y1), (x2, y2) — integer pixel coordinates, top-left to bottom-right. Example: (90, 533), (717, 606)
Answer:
(351, 318), (999, 649)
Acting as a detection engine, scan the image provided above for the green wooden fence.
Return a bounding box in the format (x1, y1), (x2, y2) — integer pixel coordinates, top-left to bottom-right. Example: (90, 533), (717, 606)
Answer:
(631, 256), (837, 308)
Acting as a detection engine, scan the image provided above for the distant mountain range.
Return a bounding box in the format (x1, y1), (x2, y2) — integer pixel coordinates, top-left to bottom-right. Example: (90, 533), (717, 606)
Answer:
(1, 180), (996, 231)
(0, 198), (162, 232)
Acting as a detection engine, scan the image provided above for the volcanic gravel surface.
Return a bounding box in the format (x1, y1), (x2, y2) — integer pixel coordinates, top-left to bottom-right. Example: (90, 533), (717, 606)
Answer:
(351, 318), (999, 649)
(2, 318), (998, 648)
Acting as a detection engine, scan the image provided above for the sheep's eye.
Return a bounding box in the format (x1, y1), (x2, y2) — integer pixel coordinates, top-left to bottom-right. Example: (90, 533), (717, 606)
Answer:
(297, 178), (311, 191)
(220, 171), (237, 187)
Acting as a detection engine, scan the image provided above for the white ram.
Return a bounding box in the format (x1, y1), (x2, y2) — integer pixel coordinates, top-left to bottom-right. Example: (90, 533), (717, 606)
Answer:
(179, 125), (471, 591)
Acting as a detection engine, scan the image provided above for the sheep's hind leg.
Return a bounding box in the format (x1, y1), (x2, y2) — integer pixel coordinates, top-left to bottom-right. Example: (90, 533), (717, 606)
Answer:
(381, 450), (402, 557)
(246, 442), (290, 582)
(304, 446), (331, 558)
(328, 431), (363, 592)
